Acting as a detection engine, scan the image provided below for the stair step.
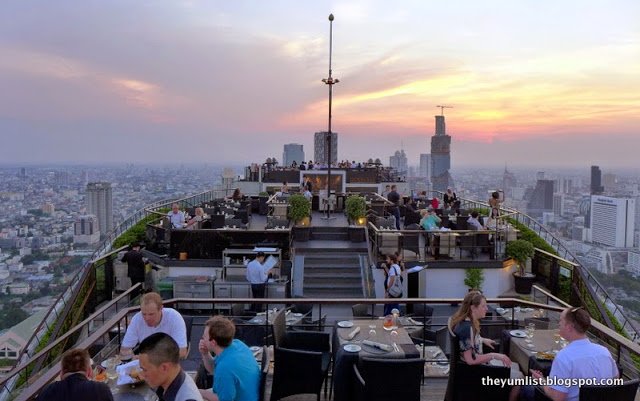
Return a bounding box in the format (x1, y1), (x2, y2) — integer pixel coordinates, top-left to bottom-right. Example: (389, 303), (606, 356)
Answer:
(295, 247), (368, 254)
(306, 269), (360, 276)
(304, 262), (361, 268)
(305, 272), (361, 279)
(310, 232), (349, 241)
(303, 288), (364, 298)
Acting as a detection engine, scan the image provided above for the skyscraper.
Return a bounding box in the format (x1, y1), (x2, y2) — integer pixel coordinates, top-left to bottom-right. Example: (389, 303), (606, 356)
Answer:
(283, 143), (304, 167)
(430, 115), (453, 191)
(590, 165), (604, 194)
(314, 131), (338, 165)
(74, 215), (100, 244)
(389, 150), (408, 176)
(589, 195), (635, 248)
(86, 182), (113, 236)
(526, 179), (554, 218)
(502, 165), (517, 199)
(419, 154), (431, 178)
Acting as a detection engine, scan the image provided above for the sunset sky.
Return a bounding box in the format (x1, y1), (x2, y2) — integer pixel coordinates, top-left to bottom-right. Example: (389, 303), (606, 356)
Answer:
(1, 0), (638, 168)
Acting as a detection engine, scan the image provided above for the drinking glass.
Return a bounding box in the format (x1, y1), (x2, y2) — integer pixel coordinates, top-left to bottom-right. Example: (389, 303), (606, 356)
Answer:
(553, 331), (562, 351)
(383, 315), (393, 331)
(368, 324), (377, 340)
(525, 322), (536, 344)
(106, 367), (118, 382)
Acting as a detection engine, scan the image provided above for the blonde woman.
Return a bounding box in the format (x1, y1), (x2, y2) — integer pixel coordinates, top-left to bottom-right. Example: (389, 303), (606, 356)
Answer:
(185, 207), (205, 230)
(449, 291), (522, 401)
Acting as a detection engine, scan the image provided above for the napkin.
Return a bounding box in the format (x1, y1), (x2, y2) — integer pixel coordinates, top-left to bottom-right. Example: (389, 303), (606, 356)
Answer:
(116, 359), (141, 385)
(362, 340), (392, 351)
(346, 326), (360, 340)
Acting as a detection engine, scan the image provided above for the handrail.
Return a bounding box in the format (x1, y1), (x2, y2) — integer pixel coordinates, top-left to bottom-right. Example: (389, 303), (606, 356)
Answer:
(16, 296), (640, 400)
(436, 190), (640, 341)
(0, 283), (142, 395)
(1, 187), (227, 399)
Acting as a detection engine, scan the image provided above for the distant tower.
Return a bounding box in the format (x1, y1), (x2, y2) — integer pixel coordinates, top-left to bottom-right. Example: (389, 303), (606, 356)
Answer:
(590, 165), (604, 194)
(73, 215), (100, 244)
(283, 144), (304, 167)
(430, 114), (453, 191)
(419, 154), (431, 178)
(389, 150), (408, 176)
(314, 132), (338, 164)
(502, 165), (517, 199)
(86, 182), (113, 235)
(526, 179), (554, 218)
(590, 195), (635, 247)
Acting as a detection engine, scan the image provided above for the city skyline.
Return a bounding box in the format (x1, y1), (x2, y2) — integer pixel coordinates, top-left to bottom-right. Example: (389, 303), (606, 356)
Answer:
(1, 1), (638, 167)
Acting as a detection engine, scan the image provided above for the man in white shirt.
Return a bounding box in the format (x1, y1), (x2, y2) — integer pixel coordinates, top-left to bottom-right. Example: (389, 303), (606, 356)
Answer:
(120, 292), (189, 359)
(245, 252), (274, 312)
(167, 203), (186, 229)
(467, 211), (485, 231)
(526, 307), (618, 401)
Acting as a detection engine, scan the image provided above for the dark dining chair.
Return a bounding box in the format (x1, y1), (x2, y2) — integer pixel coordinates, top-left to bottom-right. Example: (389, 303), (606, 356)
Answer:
(444, 328), (511, 401)
(579, 378), (639, 401)
(270, 347), (326, 401)
(352, 303), (376, 318)
(270, 309), (331, 396)
(353, 357), (425, 401)
(258, 345), (270, 401)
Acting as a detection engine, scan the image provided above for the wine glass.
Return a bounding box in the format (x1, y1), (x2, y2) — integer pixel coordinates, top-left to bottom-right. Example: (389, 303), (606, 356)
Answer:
(106, 367), (118, 382)
(553, 331), (562, 351)
(368, 324), (377, 340)
(525, 322), (536, 344)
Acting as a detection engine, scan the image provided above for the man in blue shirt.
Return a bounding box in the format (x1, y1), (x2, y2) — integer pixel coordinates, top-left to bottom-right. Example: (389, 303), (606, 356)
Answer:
(198, 316), (260, 401)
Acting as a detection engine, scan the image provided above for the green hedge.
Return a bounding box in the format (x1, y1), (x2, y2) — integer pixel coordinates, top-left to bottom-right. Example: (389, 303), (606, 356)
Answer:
(113, 209), (167, 249)
(506, 218), (557, 255)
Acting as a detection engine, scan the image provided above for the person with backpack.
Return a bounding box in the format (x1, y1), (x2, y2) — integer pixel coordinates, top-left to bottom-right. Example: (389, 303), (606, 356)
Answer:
(383, 254), (403, 315)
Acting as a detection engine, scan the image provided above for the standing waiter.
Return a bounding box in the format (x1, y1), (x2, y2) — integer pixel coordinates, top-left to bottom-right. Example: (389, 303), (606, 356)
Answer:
(121, 242), (146, 297)
(245, 252), (274, 312)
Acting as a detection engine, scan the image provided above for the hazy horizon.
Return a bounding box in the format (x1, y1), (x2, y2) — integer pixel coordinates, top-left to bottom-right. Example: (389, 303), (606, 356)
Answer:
(1, 1), (638, 167)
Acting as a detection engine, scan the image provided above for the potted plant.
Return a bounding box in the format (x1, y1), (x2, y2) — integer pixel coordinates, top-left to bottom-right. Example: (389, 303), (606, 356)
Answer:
(464, 268), (484, 292)
(506, 239), (536, 294)
(288, 194), (311, 241)
(345, 195), (367, 242)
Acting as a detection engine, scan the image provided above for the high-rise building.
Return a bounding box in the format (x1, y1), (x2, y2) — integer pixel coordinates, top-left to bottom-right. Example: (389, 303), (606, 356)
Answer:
(73, 215), (100, 244)
(419, 154), (431, 178)
(314, 131), (338, 165)
(86, 182), (113, 236)
(554, 177), (573, 195)
(590, 165), (604, 194)
(389, 150), (408, 176)
(283, 144), (304, 167)
(502, 165), (517, 199)
(603, 173), (617, 191)
(553, 193), (565, 216)
(526, 179), (554, 217)
(589, 195), (635, 248)
(430, 115), (453, 191)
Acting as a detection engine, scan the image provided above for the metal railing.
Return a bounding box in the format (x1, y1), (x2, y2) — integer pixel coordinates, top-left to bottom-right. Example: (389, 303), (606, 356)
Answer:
(436, 191), (640, 341)
(13, 297), (640, 401)
(0, 188), (227, 400)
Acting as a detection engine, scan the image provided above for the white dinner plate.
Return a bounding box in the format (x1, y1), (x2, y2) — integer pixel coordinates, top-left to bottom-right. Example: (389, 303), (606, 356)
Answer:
(510, 330), (527, 338)
(293, 313), (303, 317)
(521, 308), (534, 312)
(337, 321), (354, 328)
(343, 344), (362, 353)
(495, 307), (505, 314)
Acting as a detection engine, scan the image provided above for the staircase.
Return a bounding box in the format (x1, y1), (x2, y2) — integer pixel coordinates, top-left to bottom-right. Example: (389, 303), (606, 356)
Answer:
(294, 227), (368, 298)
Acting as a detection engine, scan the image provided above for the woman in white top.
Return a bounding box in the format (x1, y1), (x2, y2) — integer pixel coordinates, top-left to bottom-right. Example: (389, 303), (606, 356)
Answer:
(185, 207), (205, 230)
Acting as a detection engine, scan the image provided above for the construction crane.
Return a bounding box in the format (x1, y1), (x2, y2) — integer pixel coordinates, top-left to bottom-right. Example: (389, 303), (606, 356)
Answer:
(436, 105), (453, 116)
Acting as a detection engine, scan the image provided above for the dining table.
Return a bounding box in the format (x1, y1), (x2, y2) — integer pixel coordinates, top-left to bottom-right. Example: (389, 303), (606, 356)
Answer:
(508, 328), (558, 375)
(332, 318), (421, 401)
